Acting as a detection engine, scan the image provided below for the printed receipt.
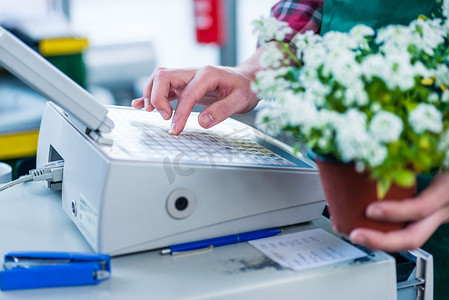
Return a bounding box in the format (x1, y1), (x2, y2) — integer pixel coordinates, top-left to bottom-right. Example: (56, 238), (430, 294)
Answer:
(249, 228), (367, 271)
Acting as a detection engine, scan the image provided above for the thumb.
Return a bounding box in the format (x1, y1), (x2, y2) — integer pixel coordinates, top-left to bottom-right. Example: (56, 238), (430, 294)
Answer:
(198, 92), (250, 129)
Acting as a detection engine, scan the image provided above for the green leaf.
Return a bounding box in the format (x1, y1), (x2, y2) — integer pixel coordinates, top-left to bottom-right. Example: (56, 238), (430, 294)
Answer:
(377, 179), (392, 200)
(292, 143), (300, 155)
(393, 169), (416, 188)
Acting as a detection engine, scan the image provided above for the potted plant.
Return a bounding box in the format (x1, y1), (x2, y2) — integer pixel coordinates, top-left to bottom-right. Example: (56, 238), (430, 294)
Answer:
(251, 4), (449, 235)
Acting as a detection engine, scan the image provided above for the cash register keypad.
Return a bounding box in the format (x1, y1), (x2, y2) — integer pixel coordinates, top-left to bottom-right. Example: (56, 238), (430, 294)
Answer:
(105, 108), (296, 167)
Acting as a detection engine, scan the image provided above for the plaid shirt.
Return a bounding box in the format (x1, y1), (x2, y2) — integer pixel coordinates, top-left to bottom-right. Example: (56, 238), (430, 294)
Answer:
(271, 0), (324, 42)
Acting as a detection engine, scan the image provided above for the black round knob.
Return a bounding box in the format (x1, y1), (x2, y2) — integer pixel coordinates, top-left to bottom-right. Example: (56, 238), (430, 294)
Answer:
(175, 197), (189, 211)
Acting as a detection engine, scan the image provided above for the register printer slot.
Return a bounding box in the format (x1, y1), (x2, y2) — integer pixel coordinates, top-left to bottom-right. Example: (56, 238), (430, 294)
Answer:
(0, 26), (326, 255)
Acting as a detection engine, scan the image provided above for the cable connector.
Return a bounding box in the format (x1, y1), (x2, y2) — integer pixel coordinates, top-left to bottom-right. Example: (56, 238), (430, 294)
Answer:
(29, 160), (64, 183)
(0, 160), (64, 192)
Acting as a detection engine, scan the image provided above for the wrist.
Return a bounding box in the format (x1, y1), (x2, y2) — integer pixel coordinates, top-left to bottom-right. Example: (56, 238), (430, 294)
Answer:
(233, 43), (270, 81)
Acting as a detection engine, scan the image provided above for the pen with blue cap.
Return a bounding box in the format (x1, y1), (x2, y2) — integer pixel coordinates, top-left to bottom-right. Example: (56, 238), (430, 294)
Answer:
(161, 228), (282, 255)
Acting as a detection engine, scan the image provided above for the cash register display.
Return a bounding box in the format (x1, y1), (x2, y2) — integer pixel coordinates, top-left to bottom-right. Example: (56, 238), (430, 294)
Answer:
(104, 108), (312, 169)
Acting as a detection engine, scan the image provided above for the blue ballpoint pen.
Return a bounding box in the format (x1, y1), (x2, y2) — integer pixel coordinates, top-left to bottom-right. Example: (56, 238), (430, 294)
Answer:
(160, 228), (283, 255)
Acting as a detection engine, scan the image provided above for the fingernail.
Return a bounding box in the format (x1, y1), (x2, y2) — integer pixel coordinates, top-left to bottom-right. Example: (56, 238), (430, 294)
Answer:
(169, 123), (177, 135)
(349, 231), (366, 245)
(142, 97), (148, 107)
(159, 110), (170, 120)
(200, 113), (214, 128)
(367, 205), (384, 218)
(132, 98), (143, 108)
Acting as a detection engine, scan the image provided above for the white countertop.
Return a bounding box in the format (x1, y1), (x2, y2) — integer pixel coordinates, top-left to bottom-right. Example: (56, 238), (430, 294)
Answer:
(0, 181), (396, 300)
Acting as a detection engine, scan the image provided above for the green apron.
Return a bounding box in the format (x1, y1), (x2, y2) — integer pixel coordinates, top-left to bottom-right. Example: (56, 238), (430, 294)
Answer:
(319, 1), (448, 299)
(321, 0), (441, 34)
(419, 174), (449, 300)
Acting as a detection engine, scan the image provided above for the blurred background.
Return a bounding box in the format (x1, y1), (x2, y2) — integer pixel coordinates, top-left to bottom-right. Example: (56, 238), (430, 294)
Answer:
(0, 0), (277, 179)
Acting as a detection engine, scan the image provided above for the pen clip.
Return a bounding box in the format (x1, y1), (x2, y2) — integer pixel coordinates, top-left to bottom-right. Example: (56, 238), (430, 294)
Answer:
(171, 245), (214, 256)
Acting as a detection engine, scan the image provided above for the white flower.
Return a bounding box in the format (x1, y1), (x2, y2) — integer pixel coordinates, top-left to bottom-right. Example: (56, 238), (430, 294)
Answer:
(349, 24), (375, 50)
(310, 110), (341, 135)
(349, 24), (375, 38)
(369, 111), (403, 143)
(363, 143), (388, 167)
(409, 103), (443, 134)
(292, 30), (322, 55)
(370, 102), (382, 113)
(434, 64), (449, 87)
(362, 51), (423, 92)
(383, 52), (416, 91)
(413, 61), (431, 78)
(312, 111), (339, 150)
(334, 109), (369, 162)
(428, 92), (439, 103)
(254, 104), (285, 136)
(260, 43), (284, 69)
(361, 54), (388, 80)
(319, 45), (359, 83)
(322, 31), (358, 51)
(279, 91), (317, 131)
(343, 80), (369, 106)
(316, 110), (341, 127)
(331, 109), (389, 167)
(438, 130), (449, 153)
(302, 43), (327, 71)
(252, 14), (449, 177)
(444, 0), (449, 18)
(345, 109), (368, 127)
(317, 138), (328, 148)
(409, 18), (446, 56)
(304, 80), (332, 106)
(253, 16), (292, 44)
(377, 18), (445, 58)
(251, 68), (290, 99)
(443, 90), (449, 103)
(327, 50), (362, 87)
(376, 25), (412, 54)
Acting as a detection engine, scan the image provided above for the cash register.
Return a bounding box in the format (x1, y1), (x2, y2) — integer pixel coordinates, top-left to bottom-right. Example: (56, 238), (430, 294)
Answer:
(0, 26), (326, 255)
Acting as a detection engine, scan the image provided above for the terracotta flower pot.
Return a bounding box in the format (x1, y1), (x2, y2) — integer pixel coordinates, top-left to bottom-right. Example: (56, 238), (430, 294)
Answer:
(311, 152), (417, 236)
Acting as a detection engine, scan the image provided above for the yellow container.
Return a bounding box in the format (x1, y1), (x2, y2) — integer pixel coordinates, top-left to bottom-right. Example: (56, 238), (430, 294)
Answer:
(39, 37), (89, 57)
(0, 130), (40, 160)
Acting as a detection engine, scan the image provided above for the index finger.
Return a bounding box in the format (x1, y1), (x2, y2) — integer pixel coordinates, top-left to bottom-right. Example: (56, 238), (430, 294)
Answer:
(169, 66), (221, 135)
(148, 68), (197, 120)
(349, 205), (449, 251)
(366, 172), (449, 222)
